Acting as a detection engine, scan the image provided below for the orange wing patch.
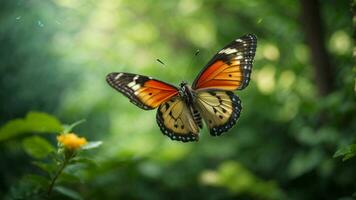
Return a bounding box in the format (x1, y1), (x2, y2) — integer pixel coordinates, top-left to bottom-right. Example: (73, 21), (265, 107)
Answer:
(106, 73), (178, 110)
(192, 34), (257, 91)
(135, 80), (179, 108)
(194, 60), (243, 90)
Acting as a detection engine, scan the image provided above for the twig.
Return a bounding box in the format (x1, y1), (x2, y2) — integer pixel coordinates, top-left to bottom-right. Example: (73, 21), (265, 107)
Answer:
(47, 158), (68, 197)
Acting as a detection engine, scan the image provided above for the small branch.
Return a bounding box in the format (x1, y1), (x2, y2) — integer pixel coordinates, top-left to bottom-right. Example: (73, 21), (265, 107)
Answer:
(47, 158), (68, 197)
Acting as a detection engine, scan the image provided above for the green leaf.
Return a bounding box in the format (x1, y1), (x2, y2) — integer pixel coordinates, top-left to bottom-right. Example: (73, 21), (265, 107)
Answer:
(22, 136), (55, 159)
(58, 172), (81, 183)
(25, 112), (63, 133)
(70, 157), (97, 167)
(23, 174), (49, 188)
(0, 111), (63, 141)
(334, 144), (356, 161)
(9, 176), (43, 200)
(54, 186), (83, 200)
(209, 161), (286, 199)
(81, 141), (102, 150)
(33, 161), (58, 174)
(62, 119), (86, 133)
(288, 148), (324, 178)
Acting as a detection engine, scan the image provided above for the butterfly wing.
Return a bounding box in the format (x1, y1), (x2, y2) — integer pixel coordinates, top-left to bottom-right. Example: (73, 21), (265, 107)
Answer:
(106, 72), (179, 110)
(156, 96), (200, 142)
(195, 90), (242, 136)
(192, 34), (257, 91)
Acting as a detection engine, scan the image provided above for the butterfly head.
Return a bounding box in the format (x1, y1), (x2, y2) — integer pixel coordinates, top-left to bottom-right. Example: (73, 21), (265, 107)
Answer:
(179, 81), (187, 88)
(179, 81), (189, 95)
(179, 81), (195, 103)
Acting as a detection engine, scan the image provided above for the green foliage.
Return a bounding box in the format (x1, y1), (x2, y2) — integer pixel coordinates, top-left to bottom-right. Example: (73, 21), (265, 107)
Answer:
(201, 161), (285, 200)
(82, 141), (103, 150)
(287, 148), (324, 177)
(54, 186), (83, 200)
(8, 176), (45, 200)
(0, 112), (62, 141)
(334, 144), (356, 161)
(23, 174), (49, 188)
(1, 114), (101, 200)
(62, 119), (86, 134)
(22, 136), (55, 159)
(32, 161), (57, 175)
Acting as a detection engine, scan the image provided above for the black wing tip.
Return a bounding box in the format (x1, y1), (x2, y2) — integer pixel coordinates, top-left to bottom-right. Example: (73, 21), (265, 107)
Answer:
(106, 72), (112, 79)
(209, 92), (242, 136)
(106, 73), (124, 90)
(106, 72), (154, 110)
(247, 33), (257, 38)
(106, 72), (120, 83)
(106, 73), (116, 87)
(242, 33), (257, 41)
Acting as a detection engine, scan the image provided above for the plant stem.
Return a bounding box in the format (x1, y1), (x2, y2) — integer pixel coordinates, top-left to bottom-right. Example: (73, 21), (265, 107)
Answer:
(47, 158), (68, 197)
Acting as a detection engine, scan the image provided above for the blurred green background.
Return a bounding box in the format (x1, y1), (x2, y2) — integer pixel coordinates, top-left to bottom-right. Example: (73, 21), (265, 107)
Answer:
(0, 0), (355, 199)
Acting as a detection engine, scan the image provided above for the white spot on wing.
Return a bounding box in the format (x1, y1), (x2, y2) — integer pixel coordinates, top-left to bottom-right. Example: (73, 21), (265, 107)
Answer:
(114, 73), (123, 80)
(236, 55), (243, 59)
(132, 84), (140, 91)
(127, 81), (136, 87)
(219, 48), (237, 54)
(133, 75), (139, 81)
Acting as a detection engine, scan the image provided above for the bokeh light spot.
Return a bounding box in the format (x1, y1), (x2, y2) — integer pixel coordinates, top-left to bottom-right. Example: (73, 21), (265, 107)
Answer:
(200, 170), (219, 185)
(294, 44), (309, 63)
(186, 22), (216, 48)
(256, 65), (276, 94)
(278, 70), (296, 90)
(329, 30), (351, 55)
(262, 43), (280, 61)
(178, 0), (202, 15)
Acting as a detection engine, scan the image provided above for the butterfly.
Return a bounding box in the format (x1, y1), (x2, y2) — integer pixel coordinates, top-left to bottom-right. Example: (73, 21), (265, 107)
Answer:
(106, 34), (257, 142)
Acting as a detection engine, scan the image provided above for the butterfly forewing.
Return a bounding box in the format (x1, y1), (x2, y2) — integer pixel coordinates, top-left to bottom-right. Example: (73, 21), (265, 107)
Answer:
(192, 34), (257, 91)
(156, 96), (200, 142)
(195, 90), (242, 136)
(106, 72), (179, 110)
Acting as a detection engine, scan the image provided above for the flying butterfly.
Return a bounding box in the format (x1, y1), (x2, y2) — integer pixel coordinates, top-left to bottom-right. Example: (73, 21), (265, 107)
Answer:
(106, 34), (257, 142)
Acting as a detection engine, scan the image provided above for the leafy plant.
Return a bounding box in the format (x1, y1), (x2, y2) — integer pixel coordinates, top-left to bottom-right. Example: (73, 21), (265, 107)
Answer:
(0, 111), (62, 141)
(334, 144), (356, 161)
(1, 112), (102, 199)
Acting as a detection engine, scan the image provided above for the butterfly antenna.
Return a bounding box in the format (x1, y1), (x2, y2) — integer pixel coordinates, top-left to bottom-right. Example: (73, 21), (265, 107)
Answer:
(156, 58), (166, 67)
(183, 49), (200, 81)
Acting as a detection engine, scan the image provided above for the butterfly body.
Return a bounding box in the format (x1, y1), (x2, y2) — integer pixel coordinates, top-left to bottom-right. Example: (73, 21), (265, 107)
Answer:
(107, 34), (257, 142)
(178, 82), (203, 128)
(178, 82), (194, 105)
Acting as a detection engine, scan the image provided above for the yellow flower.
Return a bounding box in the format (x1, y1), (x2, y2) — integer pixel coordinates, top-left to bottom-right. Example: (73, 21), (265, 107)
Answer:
(57, 133), (87, 150)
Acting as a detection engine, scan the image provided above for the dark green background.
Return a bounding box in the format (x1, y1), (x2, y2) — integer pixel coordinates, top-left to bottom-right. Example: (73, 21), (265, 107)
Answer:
(0, 0), (355, 199)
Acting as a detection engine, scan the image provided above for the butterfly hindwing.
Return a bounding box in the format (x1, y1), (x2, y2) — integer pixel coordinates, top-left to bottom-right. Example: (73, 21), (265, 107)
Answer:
(106, 72), (179, 110)
(156, 96), (200, 142)
(192, 34), (257, 91)
(195, 90), (242, 136)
